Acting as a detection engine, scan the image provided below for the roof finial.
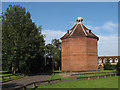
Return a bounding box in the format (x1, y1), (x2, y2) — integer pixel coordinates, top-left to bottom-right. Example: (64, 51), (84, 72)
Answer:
(76, 17), (83, 24)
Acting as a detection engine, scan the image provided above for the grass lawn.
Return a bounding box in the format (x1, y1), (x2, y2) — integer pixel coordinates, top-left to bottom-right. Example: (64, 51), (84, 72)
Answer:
(38, 76), (119, 88)
(47, 73), (63, 80)
(47, 70), (116, 80)
(0, 73), (13, 77)
(99, 70), (116, 72)
(0, 71), (9, 73)
(0, 71), (24, 82)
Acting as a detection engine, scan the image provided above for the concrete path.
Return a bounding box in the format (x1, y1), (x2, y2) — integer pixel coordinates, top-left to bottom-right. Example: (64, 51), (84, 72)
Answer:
(2, 74), (50, 90)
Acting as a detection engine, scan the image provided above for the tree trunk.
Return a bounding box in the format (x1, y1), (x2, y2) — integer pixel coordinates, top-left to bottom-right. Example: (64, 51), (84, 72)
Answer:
(12, 63), (16, 74)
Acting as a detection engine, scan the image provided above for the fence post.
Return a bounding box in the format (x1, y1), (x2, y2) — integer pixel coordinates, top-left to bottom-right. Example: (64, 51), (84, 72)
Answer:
(97, 76), (99, 79)
(23, 86), (26, 90)
(33, 83), (37, 88)
(104, 75), (106, 78)
(88, 77), (90, 80)
(110, 74), (111, 77)
(2, 77), (4, 80)
(9, 76), (11, 79)
(48, 80), (51, 84)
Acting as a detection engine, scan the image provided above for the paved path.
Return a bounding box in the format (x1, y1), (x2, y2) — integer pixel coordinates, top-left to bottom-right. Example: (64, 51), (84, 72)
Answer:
(2, 74), (50, 89)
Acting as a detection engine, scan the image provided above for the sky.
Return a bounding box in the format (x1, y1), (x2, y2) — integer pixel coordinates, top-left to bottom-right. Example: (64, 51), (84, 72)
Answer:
(2, 2), (118, 56)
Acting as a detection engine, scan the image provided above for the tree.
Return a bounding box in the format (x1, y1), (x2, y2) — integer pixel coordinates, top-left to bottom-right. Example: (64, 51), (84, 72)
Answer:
(44, 39), (61, 72)
(2, 5), (45, 74)
(44, 44), (54, 72)
(0, 15), (2, 71)
(52, 39), (61, 49)
(52, 39), (61, 70)
(116, 60), (120, 75)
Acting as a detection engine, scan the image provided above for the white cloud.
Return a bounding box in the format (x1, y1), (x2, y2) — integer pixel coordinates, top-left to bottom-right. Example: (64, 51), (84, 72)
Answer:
(86, 21), (118, 56)
(102, 21), (118, 31)
(42, 30), (66, 44)
(98, 35), (118, 56)
(86, 21), (118, 34)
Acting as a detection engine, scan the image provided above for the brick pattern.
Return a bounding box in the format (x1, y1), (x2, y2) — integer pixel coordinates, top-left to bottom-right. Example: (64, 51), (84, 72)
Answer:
(61, 37), (98, 71)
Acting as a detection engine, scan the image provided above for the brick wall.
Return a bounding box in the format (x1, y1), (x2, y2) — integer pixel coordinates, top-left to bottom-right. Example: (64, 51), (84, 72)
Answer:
(61, 37), (98, 71)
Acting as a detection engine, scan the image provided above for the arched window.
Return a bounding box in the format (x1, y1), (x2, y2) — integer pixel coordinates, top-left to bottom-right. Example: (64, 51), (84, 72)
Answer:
(109, 58), (113, 63)
(98, 58), (102, 64)
(114, 58), (118, 63)
(103, 58), (107, 63)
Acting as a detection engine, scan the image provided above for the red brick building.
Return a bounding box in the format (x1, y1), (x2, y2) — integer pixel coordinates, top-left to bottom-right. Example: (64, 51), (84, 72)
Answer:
(98, 56), (120, 66)
(61, 17), (99, 72)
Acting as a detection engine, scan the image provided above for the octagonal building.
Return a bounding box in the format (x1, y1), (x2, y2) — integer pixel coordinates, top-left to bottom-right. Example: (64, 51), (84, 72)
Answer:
(60, 17), (99, 72)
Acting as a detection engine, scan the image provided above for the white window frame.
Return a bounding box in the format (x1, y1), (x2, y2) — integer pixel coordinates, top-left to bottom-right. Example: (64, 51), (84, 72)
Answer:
(114, 58), (118, 63)
(109, 58), (113, 63)
(98, 58), (102, 64)
(103, 58), (107, 63)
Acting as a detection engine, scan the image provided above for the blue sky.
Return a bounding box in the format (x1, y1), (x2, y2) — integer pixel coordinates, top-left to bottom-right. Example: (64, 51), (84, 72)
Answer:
(2, 2), (118, 56)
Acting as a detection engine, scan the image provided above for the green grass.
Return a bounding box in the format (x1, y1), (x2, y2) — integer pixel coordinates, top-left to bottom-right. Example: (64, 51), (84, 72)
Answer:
(99, 70), (116, 72)
(47, 71), (115, 80)
(37, 76), (119, 88)
(2, 75), (24, 82)
(54, 70), (62, 73)
(0, 73), (13, 77)
(0, 71), (9, 73)
(47, 73), (63, 80)
(0, 71), (24, 82)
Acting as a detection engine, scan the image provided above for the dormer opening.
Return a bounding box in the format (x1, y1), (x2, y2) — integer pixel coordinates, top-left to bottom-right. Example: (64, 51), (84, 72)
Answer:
(67, 30), (69, 34)
(89, 29), (91, 33)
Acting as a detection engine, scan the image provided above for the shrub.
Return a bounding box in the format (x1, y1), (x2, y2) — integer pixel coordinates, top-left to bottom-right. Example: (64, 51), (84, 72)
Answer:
(116, 60), (120, 75)
(103, 60), (116, 70)
(110, 65), (116, 70)
(104, 60), (111, 70)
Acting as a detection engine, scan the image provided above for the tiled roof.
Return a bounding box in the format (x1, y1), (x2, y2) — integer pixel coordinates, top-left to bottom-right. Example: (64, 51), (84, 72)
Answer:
(98, 56), (120, 59)
(61, 22), (99, 40)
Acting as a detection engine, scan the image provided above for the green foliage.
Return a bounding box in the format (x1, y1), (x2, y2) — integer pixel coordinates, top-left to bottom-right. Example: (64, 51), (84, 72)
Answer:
(2, 5), (45, 74)
(45, 39), (61, 71)
(103, 60), (116, 70)
(116, 60), (120, 75)
(52, 39), (61, 70)
(110, 65), (116, 70)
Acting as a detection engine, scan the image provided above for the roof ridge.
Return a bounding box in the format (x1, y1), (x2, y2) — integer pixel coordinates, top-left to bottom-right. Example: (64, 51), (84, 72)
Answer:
(80, 23), (87, 36)
(69, 23), (78, 36)
(61, 20), (99, 40)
